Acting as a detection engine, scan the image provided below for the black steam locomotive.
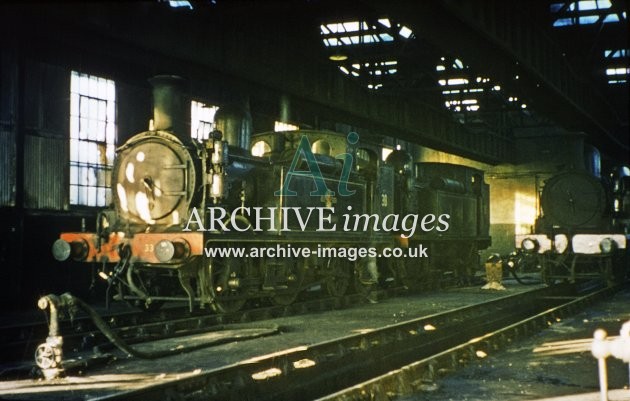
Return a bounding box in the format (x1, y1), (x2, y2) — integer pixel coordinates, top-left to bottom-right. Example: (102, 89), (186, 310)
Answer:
(516, 167), (630, 284)
(52, 76), (491, 312)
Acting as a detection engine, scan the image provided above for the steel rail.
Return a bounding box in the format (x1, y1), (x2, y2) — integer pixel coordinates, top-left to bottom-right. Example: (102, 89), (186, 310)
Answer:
(319, 283), (623, 401)
(0, 286), (405, 365)
(88, 283), (606, 401)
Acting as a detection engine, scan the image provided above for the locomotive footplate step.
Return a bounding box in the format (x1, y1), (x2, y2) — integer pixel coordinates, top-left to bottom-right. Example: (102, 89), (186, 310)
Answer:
(0, 285), (544, 400)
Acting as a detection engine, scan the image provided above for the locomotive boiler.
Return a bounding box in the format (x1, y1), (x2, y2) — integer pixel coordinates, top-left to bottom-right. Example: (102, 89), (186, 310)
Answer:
(516, 168), (630, 284)
(52, 75), (492, 312)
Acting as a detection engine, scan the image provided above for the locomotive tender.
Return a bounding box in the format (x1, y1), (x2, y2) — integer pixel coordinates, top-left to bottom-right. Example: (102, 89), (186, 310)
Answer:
(52, 76), (491, 312)
(516, 167), (630, 284)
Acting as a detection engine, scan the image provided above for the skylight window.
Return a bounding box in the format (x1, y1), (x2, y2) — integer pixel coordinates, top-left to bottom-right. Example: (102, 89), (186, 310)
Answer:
(399, 26), (413, 39)
(378, 18), (391, 28)
(553, 18), (574, 26)
(551, 0), (625, 26)
(579, 15), (599, 24)
(322, 18), (412, 90)
(379, 33), (394, 42)
(321, 19), (412, 48)
(579, 0), (611, 10)
(340, 60), (399, 85)
(606, 67), (630, 75)
(344, 21), (361, 32)
(602, 14), (619, 23)
(436, 56), (496, 112)
(550, 0), (611, 12)
(168, 0), (192, 9)
(604, 49), (629, 58)
(447, 78), (469, 85)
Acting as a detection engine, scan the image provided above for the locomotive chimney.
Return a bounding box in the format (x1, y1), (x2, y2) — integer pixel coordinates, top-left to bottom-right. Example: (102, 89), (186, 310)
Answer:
(214, 96), (252, 150)
(149, 75), (190, 142)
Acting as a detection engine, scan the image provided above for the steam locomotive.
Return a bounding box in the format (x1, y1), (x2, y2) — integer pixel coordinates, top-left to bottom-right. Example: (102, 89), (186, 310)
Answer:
(516, 167), (630, 284)
(52, 76), (491, 312)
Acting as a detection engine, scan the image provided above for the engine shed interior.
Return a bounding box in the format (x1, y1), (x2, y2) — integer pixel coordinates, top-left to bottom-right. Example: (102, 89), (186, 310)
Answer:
(0, 1), (628, 310)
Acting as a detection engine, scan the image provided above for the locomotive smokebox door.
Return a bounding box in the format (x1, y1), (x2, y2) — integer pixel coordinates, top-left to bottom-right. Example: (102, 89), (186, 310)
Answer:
(541, 171), (607, 229)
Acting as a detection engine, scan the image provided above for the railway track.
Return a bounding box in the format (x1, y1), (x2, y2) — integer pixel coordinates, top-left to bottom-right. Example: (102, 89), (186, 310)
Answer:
(81, 281), (618, 401)
(0, 285), (405, 366)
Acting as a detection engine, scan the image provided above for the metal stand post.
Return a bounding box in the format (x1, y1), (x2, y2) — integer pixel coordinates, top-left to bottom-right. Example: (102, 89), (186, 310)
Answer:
(35, 294), (66, 380)
(591, 321), (630, 401)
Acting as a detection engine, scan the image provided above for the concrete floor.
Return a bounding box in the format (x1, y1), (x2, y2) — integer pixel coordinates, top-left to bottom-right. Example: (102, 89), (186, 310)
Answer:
(404, 285), (630, 401)
(3, 278), (628, 401)
(0, 281), (541, 400)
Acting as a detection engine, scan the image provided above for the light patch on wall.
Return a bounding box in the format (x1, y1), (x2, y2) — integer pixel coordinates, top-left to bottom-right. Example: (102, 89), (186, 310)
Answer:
(417, 146), (489, 170)
(274, 121), (299, 132)
(514, 192), (536, 234)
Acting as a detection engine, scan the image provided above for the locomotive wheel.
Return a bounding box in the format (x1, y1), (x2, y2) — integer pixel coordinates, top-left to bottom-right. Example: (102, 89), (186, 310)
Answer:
(455, 244), (477, 286)
(541, 256), (556, 286)
(601, 256), (623, 287)
(519, 253), (541, 273)
(602, 256), (613, 286)
(396, 259), (425, 291)
(270, 259), (306, 306)
(353, 258), (376, 298)
(207, 255), (247, 313)
(324, 257), (351, 297)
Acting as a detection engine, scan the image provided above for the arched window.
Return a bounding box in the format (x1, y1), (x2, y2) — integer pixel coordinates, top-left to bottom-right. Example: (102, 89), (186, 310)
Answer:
(311, 139), (331, 156)
(251, 140), (271, 157)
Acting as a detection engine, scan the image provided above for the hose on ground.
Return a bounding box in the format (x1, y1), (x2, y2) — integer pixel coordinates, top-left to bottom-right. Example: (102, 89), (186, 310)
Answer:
(509, 268), (540, 285)
(58, 293), (278, 359)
